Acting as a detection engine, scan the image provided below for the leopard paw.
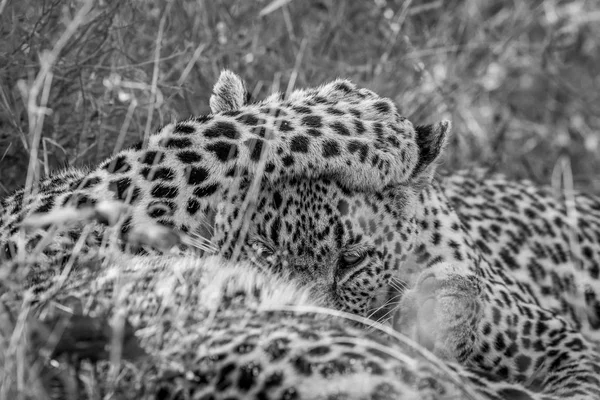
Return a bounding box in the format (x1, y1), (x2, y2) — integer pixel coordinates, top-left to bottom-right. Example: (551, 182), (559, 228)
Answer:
(395, 262), (483, 362)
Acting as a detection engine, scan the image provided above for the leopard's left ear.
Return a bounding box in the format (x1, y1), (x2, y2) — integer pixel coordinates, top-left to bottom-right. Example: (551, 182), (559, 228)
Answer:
(410, 120), (451, 183)
(209, 70), (252, 113)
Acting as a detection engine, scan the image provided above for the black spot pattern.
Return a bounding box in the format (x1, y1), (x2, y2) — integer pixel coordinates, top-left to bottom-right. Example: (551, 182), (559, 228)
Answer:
(194, 183), (220, 197)
(307, 346), (330, 356)
(273, 191), (283, 209)
(326, 107), (344, 115)
(292, 356), (313, 376)
(3, 241), (17, 260)
(34, 196), (55, 214)
(331, 122), (350, 136)
(278, 120), (293, 132)
(204, 122), (241, 139)
(237, 114), (260, 126)
(173, 122), (196, 134)
(282, 155), (294, 166)
(151, 184), (179, 199)
(237, 362), (261, 391)
(322, 140), (340, 158)
(74, 176), (102, 190)
(216, 362), (235, 391)
(292, 106), (311, 114)
(130, 141), (143, 150)
(62, 193), (96, 208)
(354, 119), (366, 134)
(347, 140), (369, 162)
(176, 151), (202, 164)
(140, 151), (165, 165)
(223, 110), (241, 117)
(187, 198), (201, 215)
(194, 115), (212, 123)
(109, 177), (139, 201)
(337, 199), (349, 216)
(373, 100), (391, 113)
(290, 135), (310, 153)
(301, 115), (322, 128)
(141, 167), (175, 181)
(251, 126), (268, 138)
(349, 108), (361, 118)
(497, 388), (534, 400)
(207, 142), (238, 162)
(187, 166), (209, 185)
(103, 155), (131, 173)
(265, 163), (276, 173)
(260, 107), (285, 117)
(161, 137), (192, 149)
(335, 81), (352, 93)
(243, 138), (264, 162)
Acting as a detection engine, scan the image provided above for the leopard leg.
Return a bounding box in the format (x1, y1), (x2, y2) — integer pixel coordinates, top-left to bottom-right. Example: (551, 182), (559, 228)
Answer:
(397, 262), (600, 400)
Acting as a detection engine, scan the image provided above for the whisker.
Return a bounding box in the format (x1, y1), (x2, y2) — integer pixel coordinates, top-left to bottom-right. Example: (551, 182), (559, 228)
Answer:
(374, 304), (401, 326)
(182, 235), (215, 248)
(187, 231), (215, 245)
(368, 301), (401, 323)
(180, 235), (218, 253)
(390, 277), (409, 291)
(366, 294), (403, 321)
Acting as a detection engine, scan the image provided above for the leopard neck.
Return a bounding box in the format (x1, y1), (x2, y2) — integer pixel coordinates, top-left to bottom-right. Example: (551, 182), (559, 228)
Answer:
(410, 180), (490, 279)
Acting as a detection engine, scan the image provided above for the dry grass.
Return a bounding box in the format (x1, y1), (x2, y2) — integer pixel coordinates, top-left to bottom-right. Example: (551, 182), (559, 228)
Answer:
(0, 0), (598, 195)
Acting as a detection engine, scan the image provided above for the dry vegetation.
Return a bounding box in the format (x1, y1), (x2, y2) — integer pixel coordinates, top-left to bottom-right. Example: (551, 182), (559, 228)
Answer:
(0, 0), (598, 195)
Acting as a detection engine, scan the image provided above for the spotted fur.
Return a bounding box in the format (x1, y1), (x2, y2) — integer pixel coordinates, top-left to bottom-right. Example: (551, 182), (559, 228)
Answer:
(214, 165), (600, 399)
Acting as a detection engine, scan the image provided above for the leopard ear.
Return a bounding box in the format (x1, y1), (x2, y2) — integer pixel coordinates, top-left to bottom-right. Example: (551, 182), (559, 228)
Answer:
(209, 70), (251, 113)
(410, 120), (451, 182)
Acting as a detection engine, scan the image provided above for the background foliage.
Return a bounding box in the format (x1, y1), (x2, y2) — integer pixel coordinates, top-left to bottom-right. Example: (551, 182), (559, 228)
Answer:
(0, 0), (598, 194)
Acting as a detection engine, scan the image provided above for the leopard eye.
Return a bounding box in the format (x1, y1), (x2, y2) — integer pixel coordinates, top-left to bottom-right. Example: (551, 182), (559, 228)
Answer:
(259, 247), (274, 257)
(250, 241), (274, 258)
(341, 252), (367, 268)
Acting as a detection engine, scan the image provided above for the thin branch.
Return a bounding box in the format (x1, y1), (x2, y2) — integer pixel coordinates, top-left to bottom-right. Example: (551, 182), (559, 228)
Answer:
(142, 2), (173, 149)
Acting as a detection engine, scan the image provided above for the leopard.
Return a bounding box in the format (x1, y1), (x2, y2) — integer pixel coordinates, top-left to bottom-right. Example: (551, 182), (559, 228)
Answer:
(0, 69), (424, 303)
(2, 249), (583, 400)
(1, 253), (480, 399)
(207, 73), (600, 398)
(215, 166), (600, 399)
(1, 70), (600, 399)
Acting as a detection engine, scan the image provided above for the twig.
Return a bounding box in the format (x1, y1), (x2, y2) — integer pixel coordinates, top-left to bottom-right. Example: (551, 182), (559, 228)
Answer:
(22, 0), (95, 200)
(285, 38), (307, 98)
(0, 0), (9, 16)
(112, 98), (138, 155)
(259, 0), (293, 17)
(176, 44), (206, 86)
(142, 1), (173, 149)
